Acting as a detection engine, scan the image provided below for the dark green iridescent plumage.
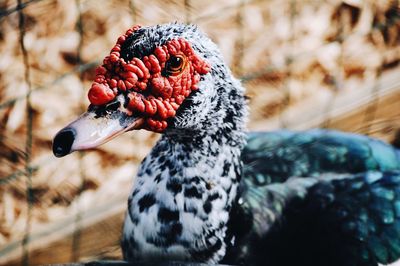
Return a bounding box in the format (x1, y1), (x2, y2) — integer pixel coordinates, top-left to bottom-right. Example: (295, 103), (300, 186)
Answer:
(223, 129), (400, 266)
(242, 130), (400, 183)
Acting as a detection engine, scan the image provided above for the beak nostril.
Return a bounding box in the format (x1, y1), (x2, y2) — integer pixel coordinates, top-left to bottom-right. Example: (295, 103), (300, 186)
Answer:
(53, 128), (76, 157)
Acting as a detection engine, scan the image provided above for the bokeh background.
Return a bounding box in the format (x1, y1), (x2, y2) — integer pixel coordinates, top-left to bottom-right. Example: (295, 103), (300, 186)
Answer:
(0, 0), (399, 265)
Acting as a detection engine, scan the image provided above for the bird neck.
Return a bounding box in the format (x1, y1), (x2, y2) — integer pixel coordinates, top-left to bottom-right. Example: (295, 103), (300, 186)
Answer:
(123, 131), (243, 262)
(123, 75), (247, 263)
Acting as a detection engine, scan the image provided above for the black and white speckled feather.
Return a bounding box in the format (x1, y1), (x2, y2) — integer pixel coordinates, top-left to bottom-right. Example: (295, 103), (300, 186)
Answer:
(121, 23), (247, 264)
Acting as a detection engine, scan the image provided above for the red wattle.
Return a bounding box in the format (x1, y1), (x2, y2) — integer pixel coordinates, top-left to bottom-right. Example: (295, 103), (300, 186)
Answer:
(87, 25), (210, 132)
(88, 83), (115, 105)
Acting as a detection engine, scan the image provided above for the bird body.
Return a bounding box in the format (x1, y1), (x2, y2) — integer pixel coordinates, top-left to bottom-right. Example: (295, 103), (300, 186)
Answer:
(230, 130), (400, 266)
(53, 23), (400, 266)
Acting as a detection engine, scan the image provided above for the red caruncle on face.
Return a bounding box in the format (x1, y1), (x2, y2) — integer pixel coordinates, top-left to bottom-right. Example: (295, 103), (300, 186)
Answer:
(88, 25), (211, 132)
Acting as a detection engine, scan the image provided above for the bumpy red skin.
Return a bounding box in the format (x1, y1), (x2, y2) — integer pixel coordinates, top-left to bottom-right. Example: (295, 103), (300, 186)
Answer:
(88, 25), (211, 132)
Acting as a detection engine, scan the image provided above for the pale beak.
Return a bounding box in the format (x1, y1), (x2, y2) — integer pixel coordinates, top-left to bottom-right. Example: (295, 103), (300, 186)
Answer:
(52, 109), (143, 157)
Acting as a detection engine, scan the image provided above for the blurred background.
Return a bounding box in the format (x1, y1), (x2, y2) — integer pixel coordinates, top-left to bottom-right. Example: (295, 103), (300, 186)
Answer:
(0, 0), (399, 265)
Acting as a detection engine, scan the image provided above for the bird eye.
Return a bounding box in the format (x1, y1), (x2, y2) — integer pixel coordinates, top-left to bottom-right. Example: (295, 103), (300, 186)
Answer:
(165, 55), (186, 75)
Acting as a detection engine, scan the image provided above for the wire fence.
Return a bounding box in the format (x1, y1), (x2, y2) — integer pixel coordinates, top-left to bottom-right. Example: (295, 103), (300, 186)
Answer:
(0, 0), (399, 264)
(16, 0), (33, 264)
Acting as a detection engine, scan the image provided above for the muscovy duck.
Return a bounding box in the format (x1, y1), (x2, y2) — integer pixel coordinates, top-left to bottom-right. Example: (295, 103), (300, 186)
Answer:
(52, 23), (400, 266)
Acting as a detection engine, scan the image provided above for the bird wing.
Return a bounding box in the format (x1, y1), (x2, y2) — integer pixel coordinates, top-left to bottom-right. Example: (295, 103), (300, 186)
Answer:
(226, 171), (400, 266)
(241, 129), (400, 185)
(223, 130), (400, 266)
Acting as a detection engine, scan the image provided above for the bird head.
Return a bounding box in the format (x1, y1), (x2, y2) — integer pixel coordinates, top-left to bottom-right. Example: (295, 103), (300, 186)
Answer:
(53, 23), (239, 157)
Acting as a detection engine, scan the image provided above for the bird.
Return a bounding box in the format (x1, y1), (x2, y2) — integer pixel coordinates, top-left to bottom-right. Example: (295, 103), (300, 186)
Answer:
(52, 23), (400, 266)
